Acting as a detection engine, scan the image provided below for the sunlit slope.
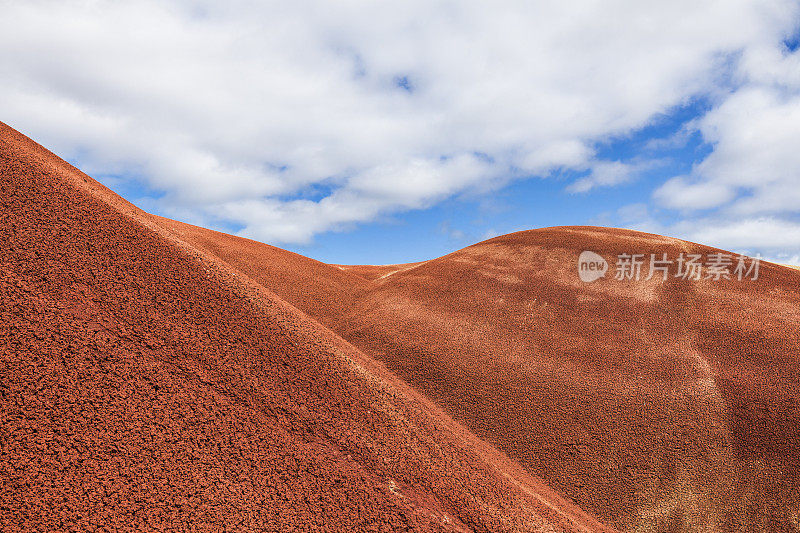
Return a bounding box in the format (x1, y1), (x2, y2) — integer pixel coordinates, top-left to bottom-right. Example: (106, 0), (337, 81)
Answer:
(0, 122), (612, 532)
(152, 216), (369, 327)
(338, 227), (800, 530)
(173, 213), (800, 530)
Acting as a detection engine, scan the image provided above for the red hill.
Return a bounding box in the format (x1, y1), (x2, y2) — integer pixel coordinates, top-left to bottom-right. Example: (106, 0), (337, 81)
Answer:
(0, 122), (610, 532)
(166, 212), (800, 529)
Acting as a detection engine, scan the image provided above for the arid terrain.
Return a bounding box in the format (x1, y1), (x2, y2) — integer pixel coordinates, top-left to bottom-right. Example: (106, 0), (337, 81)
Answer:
(165, 221), (800, 531)
(2, 120), (799, 531)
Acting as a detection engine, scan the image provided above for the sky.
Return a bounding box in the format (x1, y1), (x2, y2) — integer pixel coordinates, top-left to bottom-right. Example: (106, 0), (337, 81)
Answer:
(2, 0), (800, 265)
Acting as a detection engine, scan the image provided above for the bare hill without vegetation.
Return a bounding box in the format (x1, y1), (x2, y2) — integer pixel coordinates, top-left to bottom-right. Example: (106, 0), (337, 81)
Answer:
(0, 121), (612, 532)
(168, 204), (800, 530)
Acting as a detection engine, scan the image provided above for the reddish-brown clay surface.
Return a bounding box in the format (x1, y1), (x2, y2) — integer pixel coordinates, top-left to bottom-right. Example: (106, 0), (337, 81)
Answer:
(335, 229), (800, 531)
(163, 204), (800, 530)
(0, 122), (616, 532)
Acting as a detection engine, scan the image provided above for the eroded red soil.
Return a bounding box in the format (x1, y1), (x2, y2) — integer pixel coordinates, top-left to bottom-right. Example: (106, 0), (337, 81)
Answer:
(0, 122), (612, 532)
(5, 118), (799, 532)
(165, 203), (800, 530)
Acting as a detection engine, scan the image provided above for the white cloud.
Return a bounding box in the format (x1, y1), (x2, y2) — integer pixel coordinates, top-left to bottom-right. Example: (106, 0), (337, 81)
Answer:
(1, 0), (798, 245)
(653, 175), (737, 210)
(649, 12), (800, 257)
(567, 160), (657, 193)
(679, 216), (800, 255)
(772, 254), (800, 266)
(216, 153), (496, 243)
(656, 87), (800, 213)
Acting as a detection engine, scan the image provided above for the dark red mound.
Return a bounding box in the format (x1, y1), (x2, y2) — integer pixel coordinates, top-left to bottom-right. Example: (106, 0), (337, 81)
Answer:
(0, 122), (612, 532)
(152, 216), (372, 327)
(166, 215), (800, 529)
(337, 229), (800, 530)
(334, 263), (427, 282)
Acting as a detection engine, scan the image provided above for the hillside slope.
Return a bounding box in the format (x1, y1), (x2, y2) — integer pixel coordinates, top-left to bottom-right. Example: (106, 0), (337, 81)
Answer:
(151, 216), (368, 328)
(0, 122), (611, 532)
(164, 213), (800, 529)
(337, 228), (800, 530)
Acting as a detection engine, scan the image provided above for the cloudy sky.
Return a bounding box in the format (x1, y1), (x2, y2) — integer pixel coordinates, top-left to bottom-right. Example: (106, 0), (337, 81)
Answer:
(2, 0), (800, 264)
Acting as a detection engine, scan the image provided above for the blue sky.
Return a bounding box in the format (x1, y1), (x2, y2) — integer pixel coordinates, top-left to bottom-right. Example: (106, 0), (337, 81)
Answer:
(77, 98), (714, 265)
(287, 102), (714, 264)
(2, 1), (800, 265)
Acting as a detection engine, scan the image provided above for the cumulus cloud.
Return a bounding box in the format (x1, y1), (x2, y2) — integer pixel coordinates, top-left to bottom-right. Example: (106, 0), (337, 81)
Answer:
(650, 12), (800, 257)
(568, 160), (658, 194)
(684, 217), (800, 251)
(1, 0), (798, 246)
(653, 176), (737, 210)
(655, 87), (800, 214)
